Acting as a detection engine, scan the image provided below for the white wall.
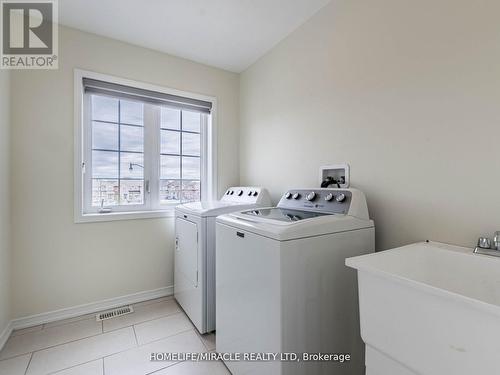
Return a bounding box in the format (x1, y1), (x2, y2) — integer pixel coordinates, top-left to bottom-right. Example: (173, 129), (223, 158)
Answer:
(240, 0), (500, 251)
(10, 26), (240, 318)
(0, 70), (11, 334)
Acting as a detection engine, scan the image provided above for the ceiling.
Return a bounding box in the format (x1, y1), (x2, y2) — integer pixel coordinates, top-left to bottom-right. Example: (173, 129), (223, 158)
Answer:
(59, 0), (331, 73)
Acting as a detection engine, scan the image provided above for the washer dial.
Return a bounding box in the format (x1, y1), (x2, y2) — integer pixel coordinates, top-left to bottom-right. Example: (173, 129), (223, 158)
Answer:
(306, 191), (316, 201)
(336, 193), (346, 202)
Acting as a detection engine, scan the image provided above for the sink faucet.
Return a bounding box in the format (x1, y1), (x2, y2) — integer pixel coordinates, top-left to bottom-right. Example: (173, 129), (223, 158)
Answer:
(474, 232), (500, 257)
(494, 231), (500, 250)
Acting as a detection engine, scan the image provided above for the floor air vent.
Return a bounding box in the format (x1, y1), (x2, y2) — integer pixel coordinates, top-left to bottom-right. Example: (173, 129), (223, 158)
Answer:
(96, 306), (134, 321)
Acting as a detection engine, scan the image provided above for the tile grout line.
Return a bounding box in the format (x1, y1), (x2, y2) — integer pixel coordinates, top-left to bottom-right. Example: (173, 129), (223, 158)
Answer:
(102, 309), (183, 335)
(45, 358), (106, 375)
(24, 327), (200, 375)
(23, 352), (33, 375)
(23, 326), (197, 375)
(11, 297), (174, 337)
(101, 328), (199, 361)
(0, 305), (182, 362)
(196, 330), (216, 351)
(3, 317), (99, 358)
(8, 297), (172, 341)
(0, 351), (29, 363)
(145, 360), (186, 375)
(2, 300), (190, 374)
(0, 327), (113, 362)
(44, 315), (96, 330)
(99, 329), (201, 375)
(0, 329), (108, 362)
(132, 325), (139, 346)
(132, 296), (174, 309)
(0, 321), (193, 367)
(9, 326), (44, 338)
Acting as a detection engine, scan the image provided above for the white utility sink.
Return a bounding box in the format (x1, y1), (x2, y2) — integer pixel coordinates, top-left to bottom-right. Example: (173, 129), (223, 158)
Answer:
(346, 241), (500, 375)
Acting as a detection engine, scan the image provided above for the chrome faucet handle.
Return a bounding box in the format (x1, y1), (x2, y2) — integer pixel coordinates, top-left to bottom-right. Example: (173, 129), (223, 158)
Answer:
(493, 232), (500, 251)
(477, 237), (492, 249)
(474, 236), (500, 257)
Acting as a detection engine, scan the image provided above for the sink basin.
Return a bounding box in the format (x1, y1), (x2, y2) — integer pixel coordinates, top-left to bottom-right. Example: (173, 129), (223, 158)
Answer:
(346, 241), (500, 375)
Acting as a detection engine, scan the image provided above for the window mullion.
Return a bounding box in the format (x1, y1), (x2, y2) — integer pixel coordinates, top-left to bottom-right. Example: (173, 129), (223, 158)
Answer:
(83, 93), (93, 213)
(200, 113), (208, 202)
(145, 104), (161, 209)
(180, 111), (183, 203)
(117, 101), (122, 206)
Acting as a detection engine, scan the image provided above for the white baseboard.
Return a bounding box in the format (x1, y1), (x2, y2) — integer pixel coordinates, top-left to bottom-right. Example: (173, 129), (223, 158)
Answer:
(0, 321), (13, 352)
(10, 286), (173, 331)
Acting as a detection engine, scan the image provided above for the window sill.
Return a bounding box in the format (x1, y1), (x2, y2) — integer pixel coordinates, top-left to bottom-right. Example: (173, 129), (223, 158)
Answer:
(75, 209), (175, 223)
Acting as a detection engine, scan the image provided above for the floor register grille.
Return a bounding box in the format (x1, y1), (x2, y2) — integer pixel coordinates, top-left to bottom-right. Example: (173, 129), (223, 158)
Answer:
(96, 305), (134, 321)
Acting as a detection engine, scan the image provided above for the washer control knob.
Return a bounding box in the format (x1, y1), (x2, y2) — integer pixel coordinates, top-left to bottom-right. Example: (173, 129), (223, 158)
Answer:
(253, 191), (258, 197)
(238, 190), (243, 196)
(285, 192), (292, 199)
(292, 192), (301, 200)
(336, 193), (346, 202)
(306, 191), (316, 201)
(325, 193), (334, 201)
(248, 191), (253, 196)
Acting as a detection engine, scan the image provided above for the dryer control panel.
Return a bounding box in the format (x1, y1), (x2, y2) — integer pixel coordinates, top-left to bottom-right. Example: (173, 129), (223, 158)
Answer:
(221, 187), (271, 205)
(278, 188), (353, 215)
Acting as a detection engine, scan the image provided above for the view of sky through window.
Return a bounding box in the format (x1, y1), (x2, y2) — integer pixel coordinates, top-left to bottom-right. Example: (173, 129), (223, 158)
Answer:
(90, 95), (201, 208)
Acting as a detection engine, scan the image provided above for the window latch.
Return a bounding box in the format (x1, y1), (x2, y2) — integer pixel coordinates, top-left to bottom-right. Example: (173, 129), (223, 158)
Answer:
(145, 180), (150, 194)
(81, 162), (86, 174)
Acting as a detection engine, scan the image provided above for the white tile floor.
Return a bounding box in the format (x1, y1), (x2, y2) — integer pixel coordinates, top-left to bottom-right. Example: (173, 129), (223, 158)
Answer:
(0, 297), (227, 375)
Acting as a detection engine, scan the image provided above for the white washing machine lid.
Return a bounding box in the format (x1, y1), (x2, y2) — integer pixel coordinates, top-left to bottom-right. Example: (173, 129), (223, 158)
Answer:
(176, 186), (272, 217)
(175, 201), (271, 218)
(216, 210), (374, 241)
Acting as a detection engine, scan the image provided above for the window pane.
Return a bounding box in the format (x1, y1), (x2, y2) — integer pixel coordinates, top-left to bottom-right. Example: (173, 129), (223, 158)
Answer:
(160, 180), (180, 204)
(92, 179), (119, 207)
(182, 157), (200, 179)
(92, 121), (118, 150)
(161, 130), (180, 155)
(92, 151), (118, 178)
(182, 111), (200, 132)
(120, 152), (144, 179)
(182, 132), (200, 156)
(161, 107), (180, 129)
(161, 155), (180, 179)
(92, 95), (118, 123)
(120, 100), (143, 125)
(121, 125), (143, 152)
(182, 180), (200, 202)
(120, 180), (144, 205)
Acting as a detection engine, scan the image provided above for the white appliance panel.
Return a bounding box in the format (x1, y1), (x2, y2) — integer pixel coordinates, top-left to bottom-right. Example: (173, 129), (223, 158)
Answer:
(174, 186), (271, 334)
(174, 217), (203, 331)
(216, 223), (282, 375)
(215, 187), (375, 375)
(216, 222), (374, 375)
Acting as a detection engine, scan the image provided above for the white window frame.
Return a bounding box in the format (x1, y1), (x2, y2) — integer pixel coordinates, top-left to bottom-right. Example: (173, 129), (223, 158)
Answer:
(74, 69), (218, 223)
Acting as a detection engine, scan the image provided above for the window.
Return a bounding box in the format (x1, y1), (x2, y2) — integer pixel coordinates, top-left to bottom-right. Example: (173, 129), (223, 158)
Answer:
(159, 108), (202, 204)
(74, 70), (216, 222)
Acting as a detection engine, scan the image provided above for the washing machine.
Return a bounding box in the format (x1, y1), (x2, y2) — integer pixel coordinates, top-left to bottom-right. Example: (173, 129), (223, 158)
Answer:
(174, 187), (271, 334)
(216, 188), (375, 375)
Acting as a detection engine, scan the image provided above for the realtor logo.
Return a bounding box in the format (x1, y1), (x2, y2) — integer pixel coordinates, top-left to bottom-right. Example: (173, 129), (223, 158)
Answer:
(1, 0), (58, 69)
